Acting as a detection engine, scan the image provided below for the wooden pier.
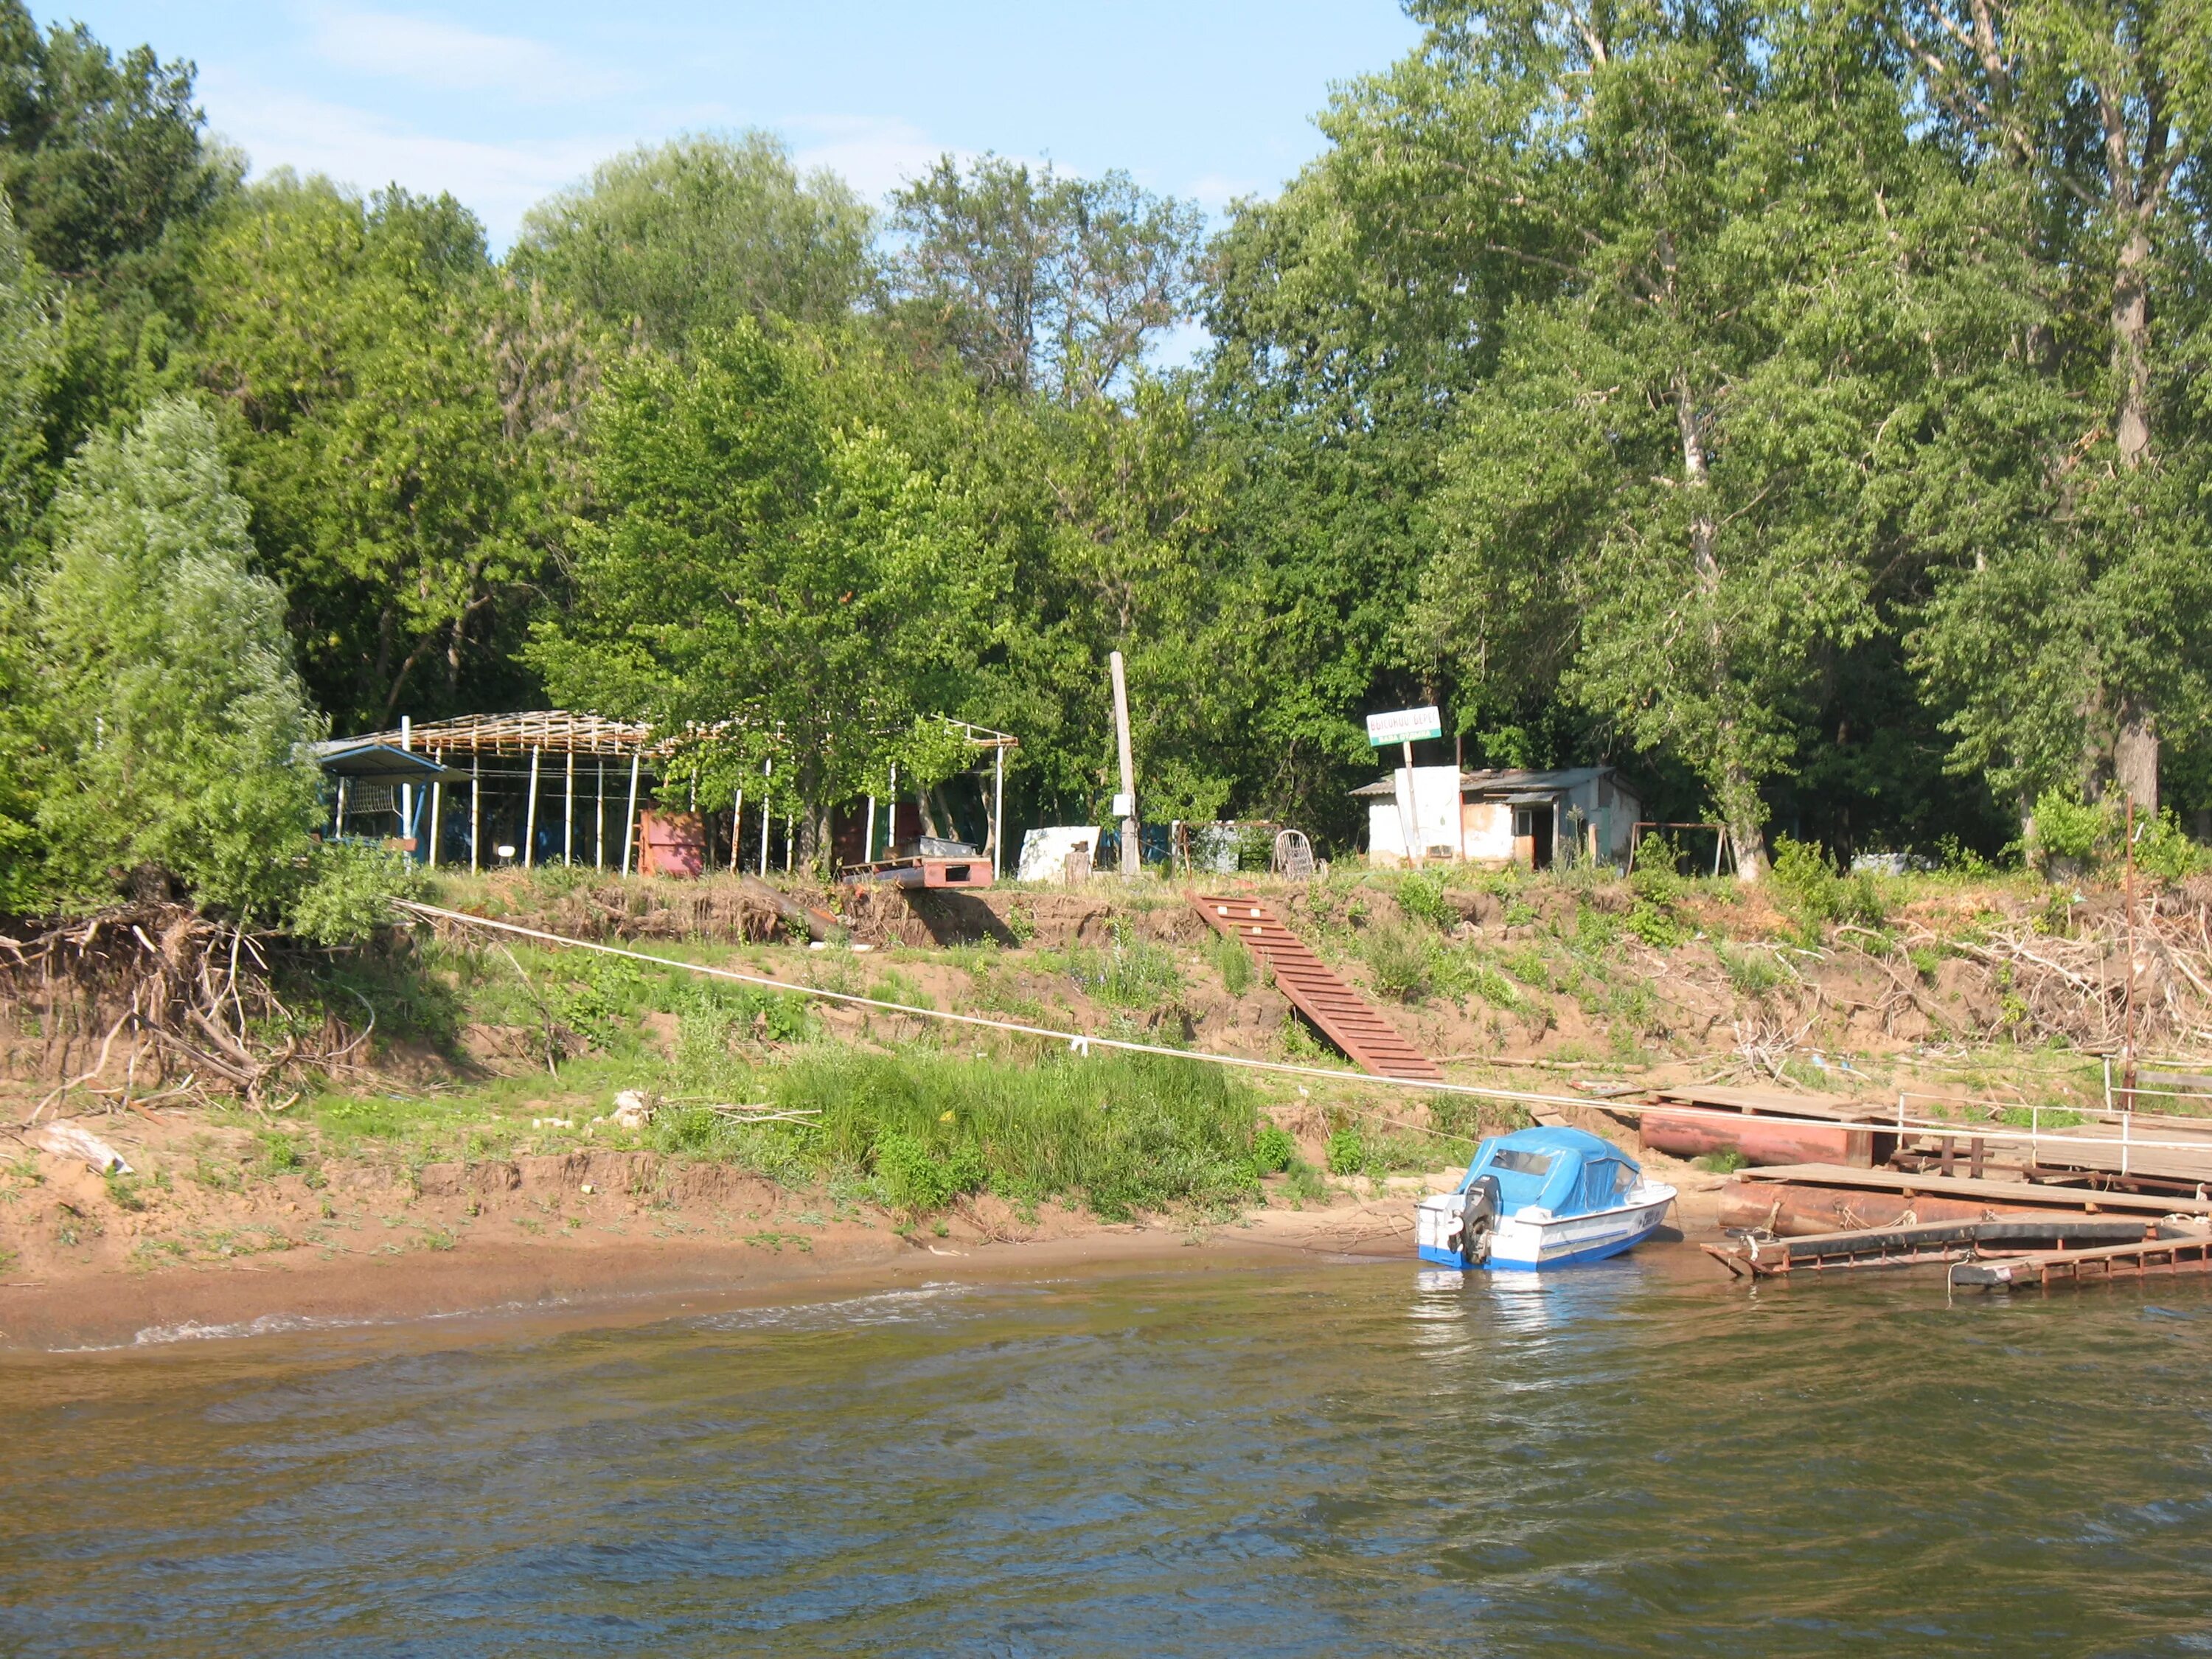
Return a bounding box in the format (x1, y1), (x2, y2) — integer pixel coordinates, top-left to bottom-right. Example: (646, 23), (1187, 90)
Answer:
(1952, 1234), (2212, 1290)
(1703, 1215), (2177, 1279)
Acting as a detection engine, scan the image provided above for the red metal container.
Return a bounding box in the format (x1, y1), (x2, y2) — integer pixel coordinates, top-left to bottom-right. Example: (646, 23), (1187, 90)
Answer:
(639, 810), (706, 878)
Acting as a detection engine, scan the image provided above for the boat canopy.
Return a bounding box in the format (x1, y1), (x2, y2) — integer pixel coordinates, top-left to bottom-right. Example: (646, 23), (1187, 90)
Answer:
(1456, 1125), (1641, 1217)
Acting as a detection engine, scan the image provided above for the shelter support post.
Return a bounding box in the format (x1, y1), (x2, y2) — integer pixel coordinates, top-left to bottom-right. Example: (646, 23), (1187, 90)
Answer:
(731, 790), (743, 870)
(864, 795), (876, 866)
(759, 759), (771, 878)
(400, 716), (414, 860)
(621, 753), (641, 876)
(335, 777), (348, 840)
(428, 748), (442, 869)
(785, 815), (794, 873)
(596, 761), (605, 869)
(564, 751), (575, 866)
(470, 754), (480, 872)
(524, 747), (541, 869)
(992, 747), (1005, 881)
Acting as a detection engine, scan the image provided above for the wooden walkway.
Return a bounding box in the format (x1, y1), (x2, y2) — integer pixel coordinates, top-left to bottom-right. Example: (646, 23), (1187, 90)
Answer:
(1953, 1232), (2212, 1289)
(1191, 894), (1443, 1082)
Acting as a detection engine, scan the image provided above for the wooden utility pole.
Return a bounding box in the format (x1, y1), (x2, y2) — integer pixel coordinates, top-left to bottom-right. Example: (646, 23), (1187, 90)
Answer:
(2123, 797), (2139, 1111)
(1110, 650), (1138, 877)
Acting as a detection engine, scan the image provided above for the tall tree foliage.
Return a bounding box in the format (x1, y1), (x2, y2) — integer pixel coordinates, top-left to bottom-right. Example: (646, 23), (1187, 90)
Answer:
(195, 175), (597, 730)
(512, 131), (874, 349)
(0, 195), (56, 547)
(891, 156), (1203, 403)
(1389, 0), (2027, 874)
(0, 1), (234, 451)
(24, 398), (322, 914)
(1899, 0), (2212, 813)
(530, 323), (1006, 863)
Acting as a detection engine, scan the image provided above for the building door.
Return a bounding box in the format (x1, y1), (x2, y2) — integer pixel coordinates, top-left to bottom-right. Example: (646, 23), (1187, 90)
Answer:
(1513, 804), (1555, 870)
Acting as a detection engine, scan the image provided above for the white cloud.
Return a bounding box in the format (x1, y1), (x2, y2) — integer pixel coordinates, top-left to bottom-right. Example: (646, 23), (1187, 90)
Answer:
(202, 72), (616, 248)
(1183, 171), (1264, 215)
(784, 114), (964, 204)
(308, 6), (640, 102)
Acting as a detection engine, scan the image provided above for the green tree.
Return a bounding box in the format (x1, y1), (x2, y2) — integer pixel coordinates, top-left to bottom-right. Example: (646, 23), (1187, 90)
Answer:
(0, 194), (57, 547)
(1343, 0), (2020, 875)
(1197, 52), (1512, 841)
(1898, 0), (2212, 813)
(193, 175), (597, 728)
(530, 322), (1006, 865)
(512, 131), (874, 349)
(890, 156), (1203, 403)
(28, 397), (324, 914)
(0, 1), (236, 454)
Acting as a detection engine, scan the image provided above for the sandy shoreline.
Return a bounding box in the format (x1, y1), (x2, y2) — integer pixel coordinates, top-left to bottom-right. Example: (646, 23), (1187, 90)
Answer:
(0, 1175), (1728, 1354)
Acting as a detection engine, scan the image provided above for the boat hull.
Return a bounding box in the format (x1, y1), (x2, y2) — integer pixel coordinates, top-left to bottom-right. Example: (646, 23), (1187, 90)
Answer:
(1416, 1186), (1676, 1271)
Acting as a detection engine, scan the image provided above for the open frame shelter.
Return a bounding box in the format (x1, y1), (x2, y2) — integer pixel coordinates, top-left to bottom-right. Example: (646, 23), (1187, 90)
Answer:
(325, 711), (1020, 880)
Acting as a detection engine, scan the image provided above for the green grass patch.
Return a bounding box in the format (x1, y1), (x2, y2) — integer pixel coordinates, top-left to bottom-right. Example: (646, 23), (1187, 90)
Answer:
(1716, 944), (1792, 996)
(1063, 932), (1183, 1009)
(653, 1048), (1262, 1223)
(1201, 929), (1256, 996)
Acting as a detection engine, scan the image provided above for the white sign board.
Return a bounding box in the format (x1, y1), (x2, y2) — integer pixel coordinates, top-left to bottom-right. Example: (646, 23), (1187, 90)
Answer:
(1018, 826), (1100, 883)
(1366, 705), (1444, 746)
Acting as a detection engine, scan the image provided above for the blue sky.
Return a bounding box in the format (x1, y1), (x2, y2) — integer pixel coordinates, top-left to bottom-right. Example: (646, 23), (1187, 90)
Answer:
(44, 1), (1423, 250)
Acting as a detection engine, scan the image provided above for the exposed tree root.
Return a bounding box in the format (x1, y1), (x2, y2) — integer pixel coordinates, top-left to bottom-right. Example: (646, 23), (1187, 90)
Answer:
(0, 902), (371, 1115)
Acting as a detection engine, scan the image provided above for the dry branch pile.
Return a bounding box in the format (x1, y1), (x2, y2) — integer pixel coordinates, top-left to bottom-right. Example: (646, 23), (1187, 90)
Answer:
(1660, 880), (2212, 1068)
(1907, 878), (2212, 1054)
(0, 903), (368, 1110)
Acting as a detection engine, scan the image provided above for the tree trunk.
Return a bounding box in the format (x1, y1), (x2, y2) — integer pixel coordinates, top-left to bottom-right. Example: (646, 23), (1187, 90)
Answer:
(2115, 710), (2158, 818)
(1675, 369), (1767, 883)
(795, 800), (837, 875)
(1717, 759), (1768, 882)
(2112, 220), (2153, 467)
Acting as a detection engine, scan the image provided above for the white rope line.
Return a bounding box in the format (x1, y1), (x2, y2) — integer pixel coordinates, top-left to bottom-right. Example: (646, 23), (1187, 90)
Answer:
(394, 900), (2212, 1164)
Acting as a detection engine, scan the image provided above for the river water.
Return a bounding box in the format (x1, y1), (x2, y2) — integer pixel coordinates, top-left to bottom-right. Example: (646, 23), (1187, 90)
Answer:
(6, 1252), (2212, 1656)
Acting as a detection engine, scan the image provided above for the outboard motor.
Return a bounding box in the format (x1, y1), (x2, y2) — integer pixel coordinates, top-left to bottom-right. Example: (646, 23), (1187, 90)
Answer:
(1458, 1175), (1500, 1267)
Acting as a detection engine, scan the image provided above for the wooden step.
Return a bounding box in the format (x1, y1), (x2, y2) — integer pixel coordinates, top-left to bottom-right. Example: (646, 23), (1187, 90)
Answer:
(1191, 893), (1444, 1082)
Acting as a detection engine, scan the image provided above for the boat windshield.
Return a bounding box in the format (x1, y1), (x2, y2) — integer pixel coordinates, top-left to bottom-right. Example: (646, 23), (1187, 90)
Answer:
(1490, 1149), (1557, 1177)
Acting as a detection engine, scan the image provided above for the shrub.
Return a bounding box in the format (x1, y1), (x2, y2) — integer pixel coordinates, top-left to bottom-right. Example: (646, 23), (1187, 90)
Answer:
(1717, 943), (1792, 996)
(1935, 835), (2005, 878)
(1362, 922), (1440, 1001)
(1770, 835), (1886, 931)
(1626, 836), (1691, 945)
(286, 844), (428, 945)
(2137, 810), (2212, 881)
(872, 1131), (986, 1214)
(2031, 789), (2112, 863)
(1326, 1127), (1365, 1175)
(1202, 929), (1256, 996)
(1252, 1122), (1299, 1173)
(29, 399), (327, 919)
(1395, 872), (1457, 932)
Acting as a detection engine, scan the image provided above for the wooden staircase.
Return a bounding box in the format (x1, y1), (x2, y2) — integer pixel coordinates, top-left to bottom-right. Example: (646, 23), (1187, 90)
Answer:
(1192, 893), (1444, 1082)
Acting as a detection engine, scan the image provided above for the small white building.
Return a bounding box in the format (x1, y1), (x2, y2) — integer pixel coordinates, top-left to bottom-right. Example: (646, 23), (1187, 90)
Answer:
(1354, 766), (1644, 871)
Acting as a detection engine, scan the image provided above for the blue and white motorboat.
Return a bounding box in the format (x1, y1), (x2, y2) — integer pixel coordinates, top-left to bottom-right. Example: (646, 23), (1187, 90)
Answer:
(1415, 1126), (1675, 1270)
